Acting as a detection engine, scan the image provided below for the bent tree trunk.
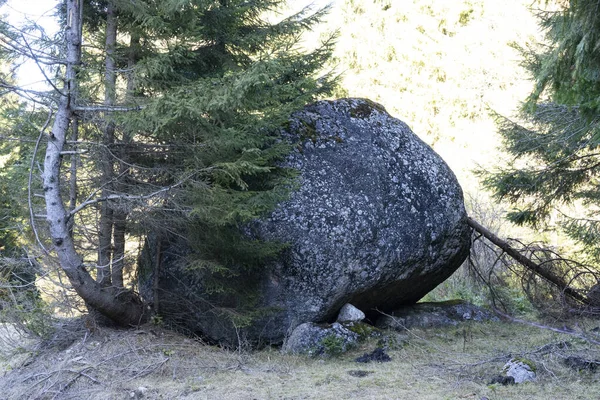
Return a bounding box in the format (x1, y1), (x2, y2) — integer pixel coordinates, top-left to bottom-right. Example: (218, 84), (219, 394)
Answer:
(42, 0), (146, 326)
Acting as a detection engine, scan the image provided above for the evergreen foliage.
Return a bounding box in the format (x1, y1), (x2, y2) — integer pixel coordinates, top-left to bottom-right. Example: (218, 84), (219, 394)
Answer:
(1, 0), (335, 323)
(483, 1), (600, 263)
(129, 1), (335, 285)
(0, 42), (45, 330)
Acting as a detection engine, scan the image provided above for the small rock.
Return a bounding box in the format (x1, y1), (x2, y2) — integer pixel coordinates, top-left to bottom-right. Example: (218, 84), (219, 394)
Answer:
(283, 322), (359, 356)
(587, 283), (600, 305)
(538, 341), (571, 354)
(504, 358), (536, 383)
(337, 303), (366, 323)
(130, 386), (147, 398)
(355, 347), (391, 363)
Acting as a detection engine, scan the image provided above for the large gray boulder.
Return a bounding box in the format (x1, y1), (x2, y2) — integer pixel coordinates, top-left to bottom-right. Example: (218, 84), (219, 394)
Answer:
(139, 98), (471, 345)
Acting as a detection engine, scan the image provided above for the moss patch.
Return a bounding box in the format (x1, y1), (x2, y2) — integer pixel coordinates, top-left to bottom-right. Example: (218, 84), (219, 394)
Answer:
(346, 322), (381, 339)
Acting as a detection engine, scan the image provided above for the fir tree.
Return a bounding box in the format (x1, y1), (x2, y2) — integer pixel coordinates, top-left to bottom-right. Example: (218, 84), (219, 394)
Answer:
(483, 1), (600, 263)
(0, 0), (335, 325)
(120, 0), (337, 316)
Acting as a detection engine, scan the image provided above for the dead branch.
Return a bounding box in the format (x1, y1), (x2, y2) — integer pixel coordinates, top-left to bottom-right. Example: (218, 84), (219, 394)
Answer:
(73, 104), (144, 113)
(467, 217), (593, 306)
(67, 178), (188, 217)
(20, 33), (65, 96)
(28, 107), (53, 255)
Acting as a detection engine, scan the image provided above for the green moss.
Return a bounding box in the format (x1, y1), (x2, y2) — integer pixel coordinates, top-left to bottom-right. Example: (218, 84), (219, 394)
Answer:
(513, 357), (537, 373)
(321, 334), (346, 357)
(346, 322), (380, 340)
(298, 120), (318, 142)
(294, 117), (344, 151)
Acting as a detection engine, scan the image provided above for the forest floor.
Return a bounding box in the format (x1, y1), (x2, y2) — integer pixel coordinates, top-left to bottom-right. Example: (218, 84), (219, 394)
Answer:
(0, 316), (599, 400)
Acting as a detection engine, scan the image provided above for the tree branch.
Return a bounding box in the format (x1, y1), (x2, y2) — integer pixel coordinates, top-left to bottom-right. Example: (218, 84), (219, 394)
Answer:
(20, 33), (65, 95)
(73, 104), (144, 113)
(466, 216), (593, 306)
(493, 307), (600, 345)
(28, 107), (53, 255)
(68, 179), (188, 218)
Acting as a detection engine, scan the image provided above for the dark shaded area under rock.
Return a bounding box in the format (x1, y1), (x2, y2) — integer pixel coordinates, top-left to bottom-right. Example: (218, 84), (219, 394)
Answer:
(375, 300), (497, 330)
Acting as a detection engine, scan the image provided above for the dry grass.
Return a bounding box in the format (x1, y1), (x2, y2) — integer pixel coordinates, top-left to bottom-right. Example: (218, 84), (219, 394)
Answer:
(0, 317), (598, 400)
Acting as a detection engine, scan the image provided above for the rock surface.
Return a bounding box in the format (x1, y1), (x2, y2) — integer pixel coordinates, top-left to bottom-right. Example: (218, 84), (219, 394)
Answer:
(337, 303), (366, 323)
(376, 300), (498, 330)
(282, 322), (359, 356)
(563, 356), (600, 372)
(504, 358), (536, 384)
(139, 98), (471, 345)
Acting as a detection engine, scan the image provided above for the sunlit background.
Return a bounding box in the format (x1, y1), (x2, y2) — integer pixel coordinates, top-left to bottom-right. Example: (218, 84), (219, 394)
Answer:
(4, 0), (544, 213)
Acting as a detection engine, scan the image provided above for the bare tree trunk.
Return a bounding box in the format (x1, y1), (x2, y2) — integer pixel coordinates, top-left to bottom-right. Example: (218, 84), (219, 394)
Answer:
(111, 217), (125, 288)
(67, 118), (78, 237)
(153, 237), (162, 315)
(42, 0), (146, 326)
(467, 216), (592, 306)
(110, 32), (139, 289)
(97, 2), (118, 287)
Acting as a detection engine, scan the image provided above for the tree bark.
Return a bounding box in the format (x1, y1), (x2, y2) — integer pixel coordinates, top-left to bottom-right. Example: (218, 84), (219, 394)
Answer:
(466, 217), (592, 306)
(42, 0), (146, 326)
(110, 31), (139, 289)
(97, 1), (118, 287)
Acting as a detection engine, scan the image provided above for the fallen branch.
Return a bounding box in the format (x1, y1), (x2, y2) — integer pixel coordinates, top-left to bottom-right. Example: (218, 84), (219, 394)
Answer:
(466, 217), (593, 306)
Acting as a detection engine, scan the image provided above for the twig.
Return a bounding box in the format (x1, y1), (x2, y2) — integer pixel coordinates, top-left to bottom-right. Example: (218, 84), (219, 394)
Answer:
(68, 175), (192, 217)
(29, 107), (53, 255)
(125, 357), (169, 381)
(21, 33), (65, 96)
(53, 367), (101, 400)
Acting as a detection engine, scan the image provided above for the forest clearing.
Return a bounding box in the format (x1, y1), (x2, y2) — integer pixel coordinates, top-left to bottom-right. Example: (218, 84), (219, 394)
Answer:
(1, 0), (600, 399)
